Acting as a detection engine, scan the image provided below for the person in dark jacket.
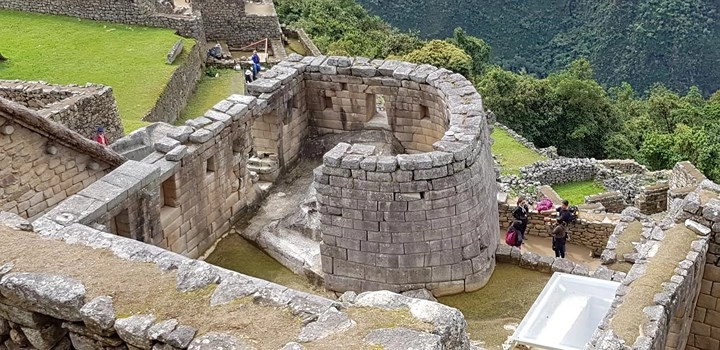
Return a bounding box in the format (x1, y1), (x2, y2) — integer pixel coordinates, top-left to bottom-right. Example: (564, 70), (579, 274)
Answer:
(513, 196), (530, 242)
(556, 200), (575, 224)
(552, 221), (568, 258)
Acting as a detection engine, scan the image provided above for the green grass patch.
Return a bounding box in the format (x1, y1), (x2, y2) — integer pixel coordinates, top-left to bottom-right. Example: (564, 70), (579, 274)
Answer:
(0, 9), (194, 133)
(491, 128), (547, 175)
(552, 180), (606, 204)
(438, 264), (550, 348)
(176, 69), (245, 126)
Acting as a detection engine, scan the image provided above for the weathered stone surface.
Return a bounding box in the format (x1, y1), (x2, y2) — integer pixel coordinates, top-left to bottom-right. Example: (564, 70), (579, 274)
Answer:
(338, 291), (357, 304)
(114, 315), (156, 349)
(0, 263), (13, 279)
(551, 258), (575, 274)
(80, 296), (116, 332)
(401, 289), (437, 302)
(176, 260), (220, 292)
(0, 273), (86, 321)
(0, 212), (32, 231)
(166, 126), (193, 143)
(165, 145), (188, 162)
(188, 129), (213, 144)
(297, 308), (355, 342)
(148, 319), (178, 342)
(210, 275), (261, 306)
(0, 302), (53, 328)
(685, 219), (710, 236)
(281, 342), (305, 350)
(364, 328), (441, 350)
(21, 323), (67, 349)
(154, 137), (181, 153)
(165, 325), (196, 349)
(187, 332), (254, 350)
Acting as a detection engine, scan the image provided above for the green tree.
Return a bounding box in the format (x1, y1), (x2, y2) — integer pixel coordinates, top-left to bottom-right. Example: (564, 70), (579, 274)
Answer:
(401, 40), (472, 76)
(449, 27), (491, 76)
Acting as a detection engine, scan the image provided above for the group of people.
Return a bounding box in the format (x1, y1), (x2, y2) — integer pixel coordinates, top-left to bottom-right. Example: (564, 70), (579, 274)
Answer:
(507, 197), (575, 259)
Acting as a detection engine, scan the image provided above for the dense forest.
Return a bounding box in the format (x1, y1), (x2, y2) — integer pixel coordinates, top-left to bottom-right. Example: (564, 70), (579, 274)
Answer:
(274, 0), (720, 182)
(357, 0), (720, 96)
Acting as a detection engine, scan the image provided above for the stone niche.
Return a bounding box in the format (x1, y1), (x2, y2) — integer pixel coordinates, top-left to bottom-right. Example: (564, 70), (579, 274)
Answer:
(247, 56), (502, 296)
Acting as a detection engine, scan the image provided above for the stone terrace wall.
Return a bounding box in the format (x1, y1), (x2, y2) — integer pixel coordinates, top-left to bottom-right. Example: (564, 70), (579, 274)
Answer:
(586, 191), (626, 213)
(193, 0), (282, 47)
(0, 81), (124, 142)
(635, 182), (670, 215)
(598, 159), (648, 174)
(142, 42), (204, 125)
(520, 158), (598, 185)
(243, 56), (498, 296)
(589, 181), (718, 350)
(0, 0), (204, 40)
(498, 200), (617, 255)
(0, 214), (472, 350)
(0, 110), (113, 220)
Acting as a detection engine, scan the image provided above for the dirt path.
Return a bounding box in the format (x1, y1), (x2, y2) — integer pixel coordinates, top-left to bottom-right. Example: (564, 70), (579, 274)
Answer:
(498, 231), (602, 271)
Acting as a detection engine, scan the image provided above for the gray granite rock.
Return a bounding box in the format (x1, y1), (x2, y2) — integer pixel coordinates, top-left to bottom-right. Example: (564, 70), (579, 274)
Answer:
(685, 219), (710, 236)
(281, 342), (305, 350)
(148, 319), (178, 341)
(154, 137), (181, 153)
(0, 273), (86, 321)
(365, 328), (442, 350)
(338, 291), (357, 304)
(21, 323), (67, 349)
(188, 129), (213, 144)
(165, 324), (197, 348)
(551, 258), (575, 274)
(0, 211), (33, 231)
(176, 260), (220, 292)
(401, 289), (437, 302)
(297, 308), (355, 342)
(187, 332), (255, 350)
(0, 263), (13, 279)
(80, 296), (116, 331)
(165, 145), (188, 162)
(114, 315), (156, 348)
(210, 275), (261, 306)
(167, 126), (194, 143)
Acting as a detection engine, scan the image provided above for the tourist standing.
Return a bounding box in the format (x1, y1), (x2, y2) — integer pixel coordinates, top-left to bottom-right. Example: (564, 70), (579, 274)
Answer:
(513, 196), (530, 242)
(551, 221), (568, 258)
(95, 127), (109, 146)
(251, 50), (261, 79)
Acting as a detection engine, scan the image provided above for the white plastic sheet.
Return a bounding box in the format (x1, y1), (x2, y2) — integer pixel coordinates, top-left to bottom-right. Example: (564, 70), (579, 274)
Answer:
(508, 272), (620, 350)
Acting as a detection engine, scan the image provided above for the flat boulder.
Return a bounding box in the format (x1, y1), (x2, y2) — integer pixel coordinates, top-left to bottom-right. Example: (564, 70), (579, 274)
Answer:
(297, 308), (355, 342)
(0, 273), (86, 321)
(365, 328), (441, 350)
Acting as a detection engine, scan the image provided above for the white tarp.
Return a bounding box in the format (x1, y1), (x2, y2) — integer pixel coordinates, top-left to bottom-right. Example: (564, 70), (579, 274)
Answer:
(508, 272), (620, 350)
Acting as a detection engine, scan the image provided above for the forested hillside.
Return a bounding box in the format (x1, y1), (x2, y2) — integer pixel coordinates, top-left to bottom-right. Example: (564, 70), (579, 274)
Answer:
(358, 0), (720, 95)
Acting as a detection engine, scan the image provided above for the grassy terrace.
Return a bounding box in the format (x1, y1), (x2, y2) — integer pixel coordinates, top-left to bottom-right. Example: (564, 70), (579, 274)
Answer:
(0, 9), (193, 132)
(552, 180), (606, 205)
(491, 127), (547, 176)
(176, 69), (245, 126)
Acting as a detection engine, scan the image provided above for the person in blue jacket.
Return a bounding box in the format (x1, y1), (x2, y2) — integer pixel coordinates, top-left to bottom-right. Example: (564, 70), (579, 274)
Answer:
(251, 50), (261, 79)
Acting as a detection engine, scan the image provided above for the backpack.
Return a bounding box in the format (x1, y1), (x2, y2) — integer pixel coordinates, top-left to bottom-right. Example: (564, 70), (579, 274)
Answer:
(505, 228), (518, 246)
(536, 198), (553, 211)
(568, 205), (579, 223)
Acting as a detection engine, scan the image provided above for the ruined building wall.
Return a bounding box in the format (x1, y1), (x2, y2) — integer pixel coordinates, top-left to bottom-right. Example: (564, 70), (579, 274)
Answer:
(243, 56), (498, 296)
(185, 0), (282, 47)
(0, 106), (114, 220)
(0, 81), (124, 142)
(0, 0), (204, 39)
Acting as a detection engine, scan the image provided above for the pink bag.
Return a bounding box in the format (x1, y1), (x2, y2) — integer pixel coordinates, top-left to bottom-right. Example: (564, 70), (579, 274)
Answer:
(536, 198), (553, 211)
(505, 228), (518, 246)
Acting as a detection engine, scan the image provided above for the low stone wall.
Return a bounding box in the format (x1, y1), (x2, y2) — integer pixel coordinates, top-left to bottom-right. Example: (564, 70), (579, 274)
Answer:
(634, 182), (669, 215)
(589, 183), (717, 349)
(499, 199), (617, 255)
(193, 0), (282, 47)
(598, 159), (647, 174)
(585, 191), (625, 213)
(0, 214), (473, 350)
(284, 26), (323, 56)
(0, 80), (124, 142)
(143, 41), (204, 124)
(670, 161), (707, 190)
(0, 0), (204, 40)
(520, 158), (598, 185)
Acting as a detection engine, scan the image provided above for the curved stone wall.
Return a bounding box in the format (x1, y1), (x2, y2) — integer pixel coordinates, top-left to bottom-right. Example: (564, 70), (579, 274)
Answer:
(245, 55), (498, 296)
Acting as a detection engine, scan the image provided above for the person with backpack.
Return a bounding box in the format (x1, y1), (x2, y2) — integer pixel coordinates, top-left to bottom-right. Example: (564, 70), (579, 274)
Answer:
(512, 196), (530, 242)
(505, 220), (524, 248)
(552, 221), (569, 258)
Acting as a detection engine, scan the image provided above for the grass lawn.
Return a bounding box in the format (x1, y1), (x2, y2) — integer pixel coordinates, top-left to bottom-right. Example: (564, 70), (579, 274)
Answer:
(176, 69), (245, 125)
(491, 127), (547, 175)
(0, 9), (194, 132)
(552, 180), (606, 205)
